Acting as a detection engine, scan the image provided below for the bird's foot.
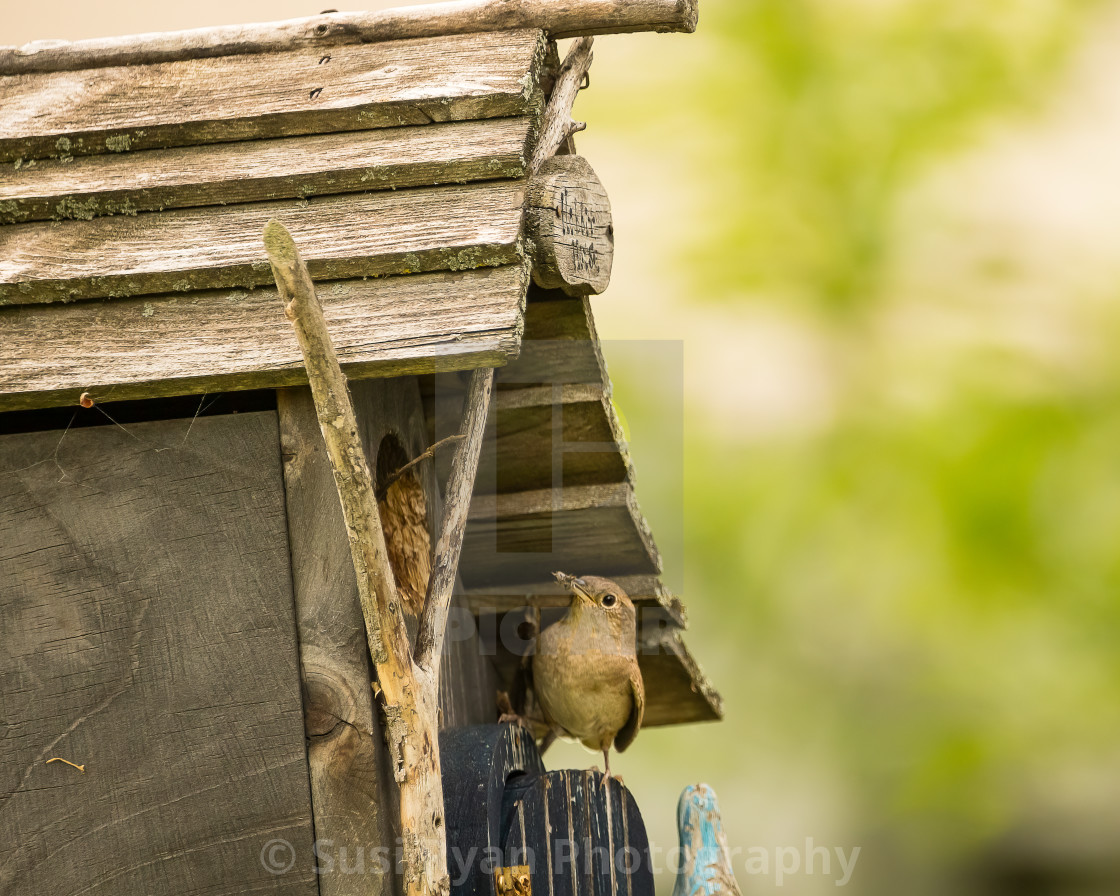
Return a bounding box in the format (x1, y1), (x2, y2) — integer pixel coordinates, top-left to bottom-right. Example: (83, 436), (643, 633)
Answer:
(496, 691), (538, 732)
(598, 750), (623, 788)
(499, 712), (533, 728)
(595, 769), (624, 789)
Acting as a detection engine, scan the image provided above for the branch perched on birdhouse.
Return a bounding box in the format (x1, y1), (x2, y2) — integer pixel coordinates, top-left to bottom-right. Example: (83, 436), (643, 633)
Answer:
(264, 219), (493, 896)
(529, 36), (594, 173)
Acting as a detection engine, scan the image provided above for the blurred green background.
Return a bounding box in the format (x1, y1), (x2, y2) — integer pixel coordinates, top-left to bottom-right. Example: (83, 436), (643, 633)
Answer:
(570, 1), (1120, 893)
(9, 0), (1120, 892)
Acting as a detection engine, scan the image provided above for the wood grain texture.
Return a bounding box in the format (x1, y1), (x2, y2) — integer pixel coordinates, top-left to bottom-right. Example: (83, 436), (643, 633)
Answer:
(495, 385), (629, 491)
(462, 573), (685, 626)
(0, 264), (529, 413)
(637, 628), (723, 725)
(528, 37), (593, 173)
(414, 368), (494, 671)
(278, 387), (397, 896)
(527, 155), (613, 295)
(421, 291), (631, 497)
(0, 118), (534, 224)
(0, 0), (698, 76)
(427, 384), (632, 494)
(422, 294), (631, 495)
(500, 290), (608, 386)
(280, 377), (505, 895)
(460, 481), (662, 586)
(279, 384), (402, 896)
(0, 411), (317, 894)
(0, 29), (547, 162)
(501, 769), (655, 896)
(0, 180), (528, 304)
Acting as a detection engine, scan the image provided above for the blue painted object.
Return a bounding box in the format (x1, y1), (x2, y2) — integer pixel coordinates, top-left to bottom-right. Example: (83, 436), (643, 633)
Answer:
(673, 784), (743, 896)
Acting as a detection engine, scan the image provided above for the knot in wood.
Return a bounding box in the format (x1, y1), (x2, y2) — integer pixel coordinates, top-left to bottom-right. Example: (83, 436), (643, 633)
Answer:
(302, 663), (359, 738)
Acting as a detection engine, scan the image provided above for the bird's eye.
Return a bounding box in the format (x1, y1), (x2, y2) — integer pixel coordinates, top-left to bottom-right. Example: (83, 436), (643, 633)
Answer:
(601, 594), (617, 608)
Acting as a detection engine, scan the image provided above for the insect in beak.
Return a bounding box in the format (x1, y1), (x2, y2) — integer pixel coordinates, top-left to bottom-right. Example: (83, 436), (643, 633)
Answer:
(553, 571), (594, 605)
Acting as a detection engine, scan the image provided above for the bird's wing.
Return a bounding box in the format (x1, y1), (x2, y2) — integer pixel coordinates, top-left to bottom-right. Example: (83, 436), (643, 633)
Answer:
(614, 666), (645, 752)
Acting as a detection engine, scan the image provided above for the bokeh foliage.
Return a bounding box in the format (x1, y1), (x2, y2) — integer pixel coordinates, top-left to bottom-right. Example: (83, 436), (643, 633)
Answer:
(575, 0), (1120, 892)
(678, 0), (1101, 313)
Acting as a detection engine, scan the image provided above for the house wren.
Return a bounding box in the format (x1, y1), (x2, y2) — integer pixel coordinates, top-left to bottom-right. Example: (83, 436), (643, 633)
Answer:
(532, 571), (645, 776)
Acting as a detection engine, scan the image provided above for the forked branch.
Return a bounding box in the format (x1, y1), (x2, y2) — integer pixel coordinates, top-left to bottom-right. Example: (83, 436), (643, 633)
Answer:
(263, 219), (493, 896)
(530, 36), (594, 173)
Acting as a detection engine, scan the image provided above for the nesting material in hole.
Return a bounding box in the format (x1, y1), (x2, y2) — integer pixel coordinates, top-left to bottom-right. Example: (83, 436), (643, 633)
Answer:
(376, 433), (432, 617)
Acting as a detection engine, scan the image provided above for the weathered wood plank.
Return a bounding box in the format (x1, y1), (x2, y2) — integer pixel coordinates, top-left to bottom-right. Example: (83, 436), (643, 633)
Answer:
(0, 264), (529, 412)
(462, 573), (685, 626)
(0, 180), (527, 304)
(414, 294), (606, 419)
(0, 411), (318, 893)
(494, 385), (629, 491)
(460, 481), (661, 586)
(428, 384), (632, 494)
(0, 0), (698, 76)
(500, 290), (607, 386)
(278, 383), (397, 896)
(0, 29), (546, 162)
(637, 629), (723, 725)
(0, 117), (533, 224)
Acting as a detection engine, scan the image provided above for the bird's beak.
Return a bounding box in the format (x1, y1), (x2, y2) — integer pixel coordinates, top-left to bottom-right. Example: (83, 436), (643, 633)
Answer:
(553, 570), (594, 606)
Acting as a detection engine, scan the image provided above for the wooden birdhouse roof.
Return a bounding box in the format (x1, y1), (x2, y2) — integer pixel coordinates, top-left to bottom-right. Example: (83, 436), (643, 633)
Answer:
(0, 0), (719, 727)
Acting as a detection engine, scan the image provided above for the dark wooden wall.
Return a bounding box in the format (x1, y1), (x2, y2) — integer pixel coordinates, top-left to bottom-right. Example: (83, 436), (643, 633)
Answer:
(0, 411), (317, 895)
(1, 376), (506, 896)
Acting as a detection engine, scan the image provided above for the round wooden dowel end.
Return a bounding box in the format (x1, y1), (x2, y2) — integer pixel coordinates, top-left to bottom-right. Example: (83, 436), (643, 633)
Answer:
(526, 155), (613, 296)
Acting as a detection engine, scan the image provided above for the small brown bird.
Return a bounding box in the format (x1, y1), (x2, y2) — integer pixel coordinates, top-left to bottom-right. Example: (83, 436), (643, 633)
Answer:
(532, 571), (645, 776)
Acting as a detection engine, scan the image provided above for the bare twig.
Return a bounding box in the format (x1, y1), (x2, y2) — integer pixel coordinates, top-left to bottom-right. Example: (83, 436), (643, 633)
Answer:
(376, 433), (465, 501)
(414, 368), (493, 670)
(530, 37), (595, 174)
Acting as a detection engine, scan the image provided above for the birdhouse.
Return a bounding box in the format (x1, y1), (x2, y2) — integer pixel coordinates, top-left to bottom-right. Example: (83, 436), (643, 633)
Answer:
(0, 3), (721, 894)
